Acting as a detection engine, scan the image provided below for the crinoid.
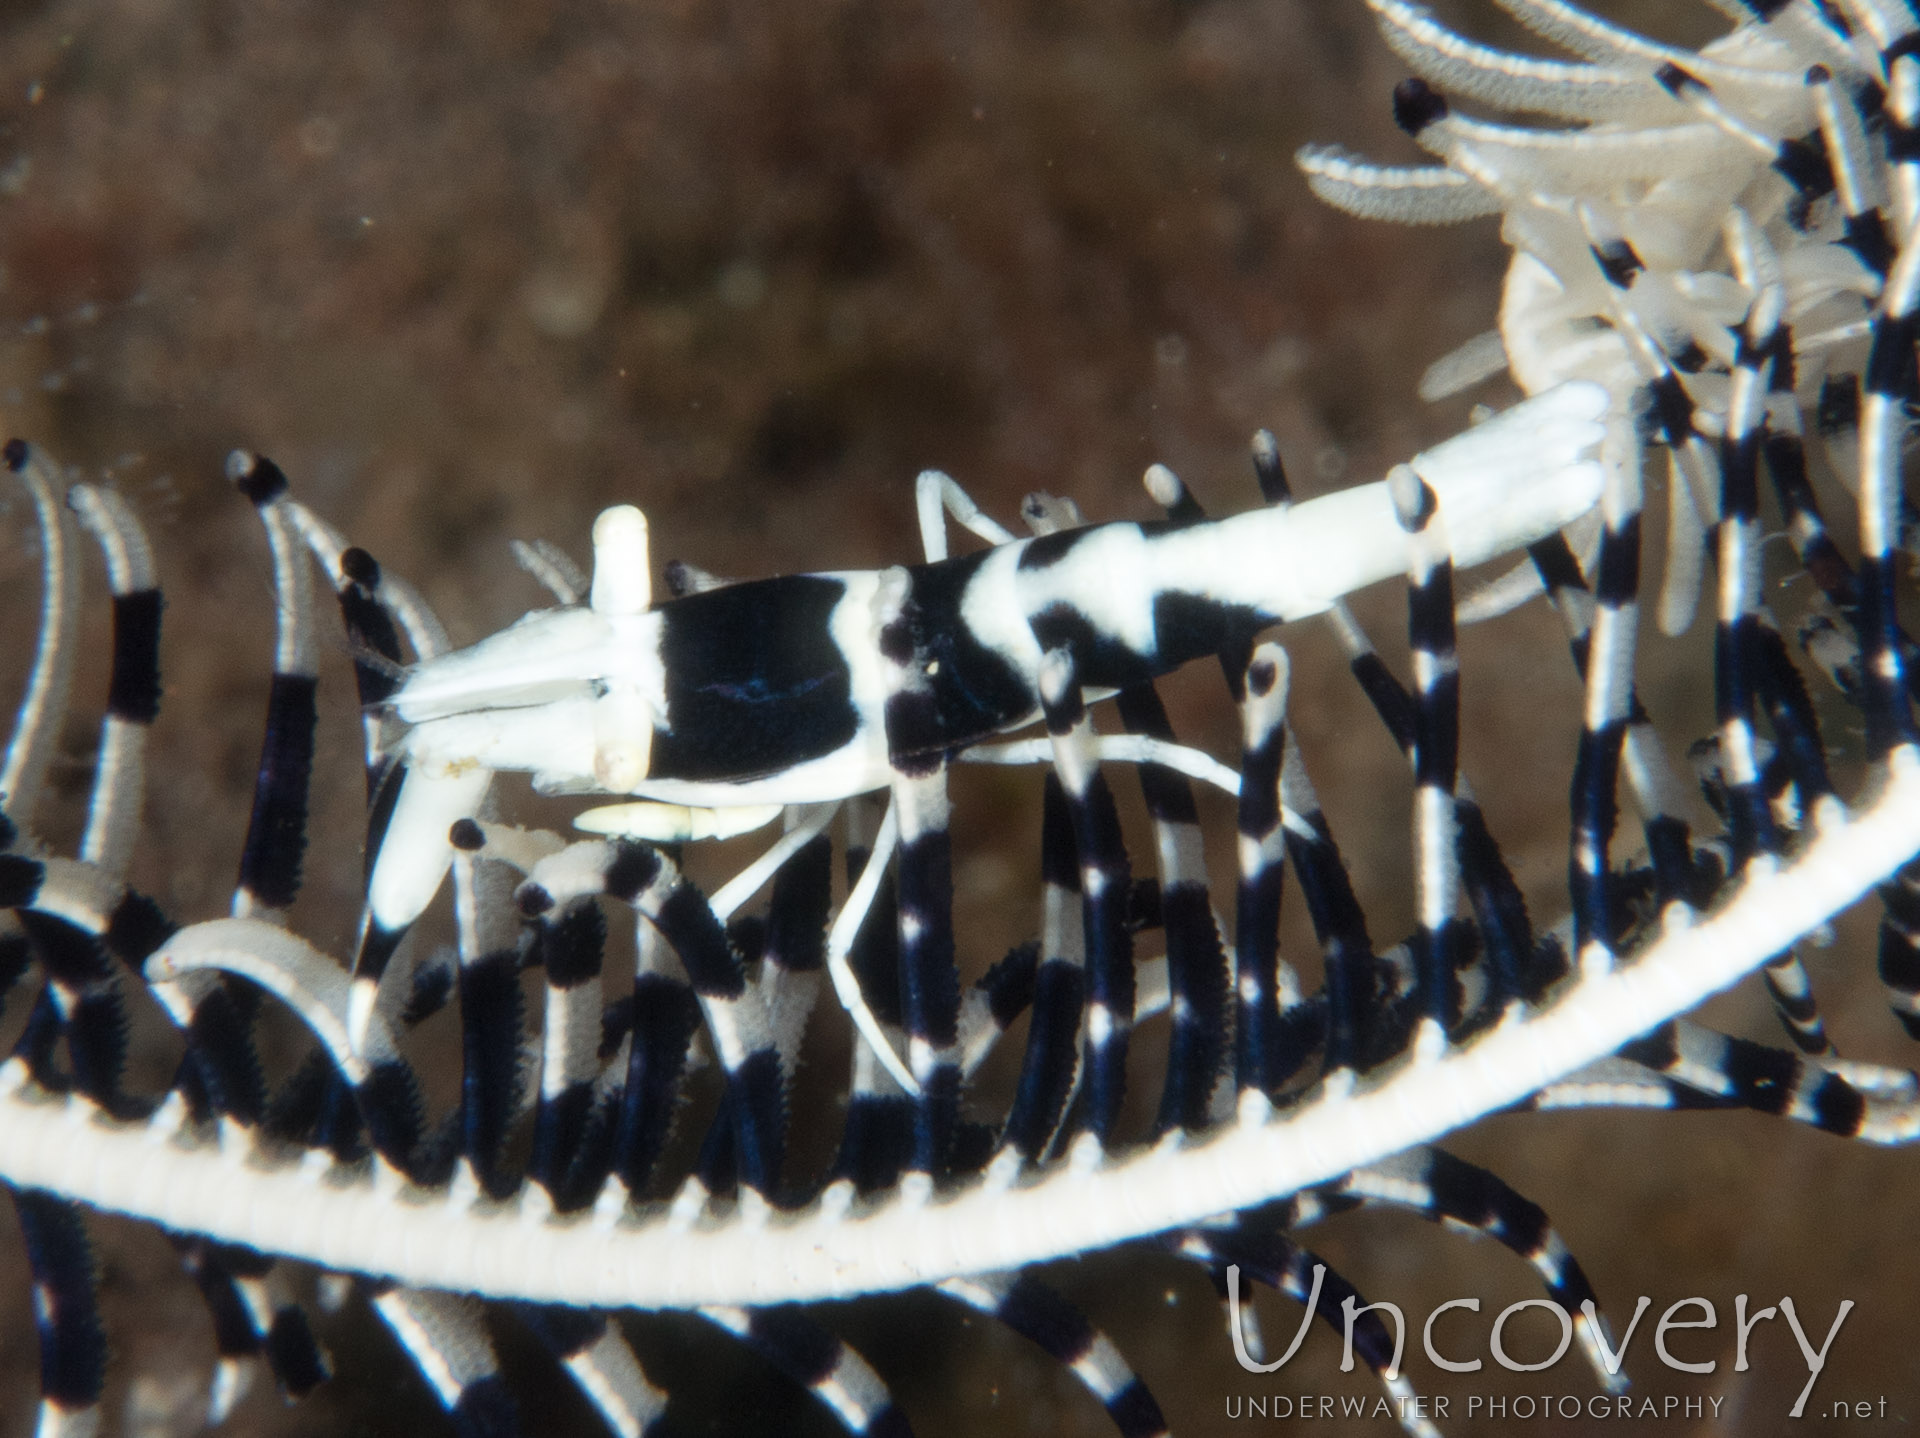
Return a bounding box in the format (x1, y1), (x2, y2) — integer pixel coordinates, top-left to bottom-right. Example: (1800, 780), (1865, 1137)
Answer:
(1, 2), (1918, 1436)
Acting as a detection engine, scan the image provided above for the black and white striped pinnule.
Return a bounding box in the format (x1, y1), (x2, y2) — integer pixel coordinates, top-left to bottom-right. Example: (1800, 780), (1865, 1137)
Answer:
(1174, 1224), (1439, 1438)
(1117, 679), (1230, 1135)
(874, 566), (964, 1177)
(13, 1189), (106, 1438)
(515, 837), (787, 1199)
(512, 1305), (668, 1438)
(699, 1305), (910, 1438)
(1000, 770), (1088, 1163)
(176, 1238), (330, 1421)
(1291, 1146), (1619, 1390)
(369, 1287), (520, 1438)
(935, 1271), (1169, 1438)
(526, 894), (615, 1209)
(0, 440), (80, 841)
(227, 452), (320, 922)
(1035, 644), (1136, 1145)
(1390, 463), (1463, 1041)
(1231, 643), (1296, 1102)
(64, 483), (159, 882)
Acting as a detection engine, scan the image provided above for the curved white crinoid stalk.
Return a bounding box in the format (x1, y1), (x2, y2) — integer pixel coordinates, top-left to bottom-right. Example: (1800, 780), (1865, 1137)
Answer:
(0, 755), (1915, 1305)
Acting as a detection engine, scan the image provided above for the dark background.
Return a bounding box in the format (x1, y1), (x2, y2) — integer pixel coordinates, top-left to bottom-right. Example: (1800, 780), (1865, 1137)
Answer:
(0, 1), (1913, 1433)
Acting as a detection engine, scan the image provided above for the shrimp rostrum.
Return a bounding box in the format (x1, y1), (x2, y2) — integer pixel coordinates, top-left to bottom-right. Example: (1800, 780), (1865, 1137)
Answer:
(354, 380), (1608, 1059)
